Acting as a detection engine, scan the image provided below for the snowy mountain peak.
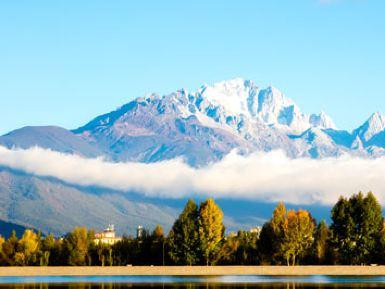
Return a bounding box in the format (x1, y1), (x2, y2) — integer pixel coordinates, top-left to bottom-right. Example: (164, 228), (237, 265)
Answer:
(355, 112), (385, 142)
(368, 111), (385, 126)
(310, 111), (336, 130)
(255, 86), (335, 132)
(256, 86), (296, 125)
(73, 78), (340, 162)
(198, 78), (257, 116)
(8, 78), (385, 168)
(212, 77), (251, 88)
(258, 86), (295, 111)
(195, 78), (334, 133)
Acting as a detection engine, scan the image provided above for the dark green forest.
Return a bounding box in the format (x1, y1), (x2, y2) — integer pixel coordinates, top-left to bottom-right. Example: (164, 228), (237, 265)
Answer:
(1, 192), (384, 266)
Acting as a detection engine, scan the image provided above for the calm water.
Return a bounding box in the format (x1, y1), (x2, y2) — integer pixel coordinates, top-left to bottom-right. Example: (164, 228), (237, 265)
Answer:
(1, 276), (385, 288)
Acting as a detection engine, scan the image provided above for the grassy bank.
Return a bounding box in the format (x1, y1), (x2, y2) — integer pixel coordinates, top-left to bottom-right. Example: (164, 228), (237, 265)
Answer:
(0, 266), (384, 276)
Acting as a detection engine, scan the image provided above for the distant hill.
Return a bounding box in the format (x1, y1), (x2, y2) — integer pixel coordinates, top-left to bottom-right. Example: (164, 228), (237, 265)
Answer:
(0, 126), (102, 158)
(0, 219), (30, 238)
(0, 166), (178, 236)
(0, 166), (332, 236)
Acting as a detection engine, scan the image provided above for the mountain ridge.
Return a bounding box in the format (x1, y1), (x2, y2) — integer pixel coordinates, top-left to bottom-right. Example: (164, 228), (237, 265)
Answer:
(70, 78), (385, 164)
(3, 78), (385, 165)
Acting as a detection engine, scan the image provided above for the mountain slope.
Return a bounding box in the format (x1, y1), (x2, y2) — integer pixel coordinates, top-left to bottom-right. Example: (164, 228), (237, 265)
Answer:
(0, 126), (102, 158)
(353, 112), (385, 144)
(0, 166), (178, 235)
(0, 219), (31, 238)
(0, 166), (269, 235)
(74, 97), (249, 165)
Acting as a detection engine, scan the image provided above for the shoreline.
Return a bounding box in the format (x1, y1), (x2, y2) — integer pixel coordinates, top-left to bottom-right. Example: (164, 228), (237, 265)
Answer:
(0, 266), (385, 276)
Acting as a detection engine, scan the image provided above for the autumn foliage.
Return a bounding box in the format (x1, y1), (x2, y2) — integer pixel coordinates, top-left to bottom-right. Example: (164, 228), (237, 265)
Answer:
(0, 193), (384, 266)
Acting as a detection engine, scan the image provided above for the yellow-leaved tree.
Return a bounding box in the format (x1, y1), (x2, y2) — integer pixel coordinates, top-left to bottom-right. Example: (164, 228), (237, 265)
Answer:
(198, 198), (224, 265)
(15, 229), (39, 266)
(0, 235), (5, 262)
(281, 209), (315, 266)
(63, 227), (93, 266)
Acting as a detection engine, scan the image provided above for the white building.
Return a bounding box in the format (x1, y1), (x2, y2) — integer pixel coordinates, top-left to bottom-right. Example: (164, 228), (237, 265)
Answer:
(137, 225), (144, 238)
(250, 226), (262, 237)
(94, 224), (122, 245)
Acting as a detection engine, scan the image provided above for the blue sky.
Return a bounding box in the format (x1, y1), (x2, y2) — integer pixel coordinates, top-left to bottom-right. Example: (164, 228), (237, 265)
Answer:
(1, 0), (384, 135)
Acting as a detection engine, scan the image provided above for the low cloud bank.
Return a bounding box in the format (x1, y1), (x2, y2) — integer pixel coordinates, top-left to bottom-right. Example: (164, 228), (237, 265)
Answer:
(0, 145), (383, 205)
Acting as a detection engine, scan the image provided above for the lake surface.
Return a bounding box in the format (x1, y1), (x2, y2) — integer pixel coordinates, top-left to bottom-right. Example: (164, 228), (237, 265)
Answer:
(1, 276), (385, 288)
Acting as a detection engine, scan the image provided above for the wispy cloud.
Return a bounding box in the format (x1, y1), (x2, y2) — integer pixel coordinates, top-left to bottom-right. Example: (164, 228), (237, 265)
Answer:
(0, 146), (383, 205)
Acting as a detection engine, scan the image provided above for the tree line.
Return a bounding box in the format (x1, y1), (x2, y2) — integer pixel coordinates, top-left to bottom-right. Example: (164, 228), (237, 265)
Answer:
(0, 192), (384, 266)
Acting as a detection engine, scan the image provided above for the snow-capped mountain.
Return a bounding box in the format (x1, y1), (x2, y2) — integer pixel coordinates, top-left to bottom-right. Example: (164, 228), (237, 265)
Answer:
(190, 78), (335, 133)
(2, 78), (385, 235)
(2, 78), (385, 165)
(69, 78), (345, 165)
(353, 112), (385, 143)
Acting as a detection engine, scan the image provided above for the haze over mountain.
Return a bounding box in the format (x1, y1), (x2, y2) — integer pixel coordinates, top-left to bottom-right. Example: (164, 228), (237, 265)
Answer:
(2, 78), (385, 235)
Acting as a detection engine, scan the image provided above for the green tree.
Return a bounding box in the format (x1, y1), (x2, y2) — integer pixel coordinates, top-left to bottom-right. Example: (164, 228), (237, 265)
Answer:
(112, 237), (135, 266)
(216, 233), (239, 264)
(377, 223), (385, 264)
(258, 202), (286, 264)
(168, 199), (200, 265)
(355, 192), (383, 264)
(234, 231), (259, 265)
(40, 234), (55, 266)
(330, 196), (354, 264)
(48, 238), (65, 266)
(331, 192), (383, 264)
(150, 225), (165, 265)
(257, 222), (275, 264)
(218, 231), (259, 265)
(198, 198), (225, 265)
(312, 220), (330, 264)
(96, 243), (107, 266)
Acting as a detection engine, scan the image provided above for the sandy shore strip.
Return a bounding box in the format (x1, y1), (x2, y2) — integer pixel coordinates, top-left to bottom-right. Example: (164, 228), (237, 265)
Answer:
(0, 266), (384, 276)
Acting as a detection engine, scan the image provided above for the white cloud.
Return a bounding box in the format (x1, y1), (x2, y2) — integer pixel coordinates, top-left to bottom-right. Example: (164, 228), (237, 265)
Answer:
(0, 145), (383, 205)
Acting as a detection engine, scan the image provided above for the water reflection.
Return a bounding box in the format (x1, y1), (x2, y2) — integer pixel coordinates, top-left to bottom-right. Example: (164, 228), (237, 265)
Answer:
(2, 276), (385, 289)
(2, 283), (385, 289)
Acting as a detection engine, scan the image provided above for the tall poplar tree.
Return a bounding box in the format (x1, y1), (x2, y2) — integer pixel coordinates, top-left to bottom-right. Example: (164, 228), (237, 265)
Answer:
(198, 198), (225, 265)
(258, 202), (286, 264)
(355, 192), (383, 264)
(312, 220), (330, 264)
(168, 199), (200, 265)
(280, 209), (315, 265)
(330, 196), (354, 264)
